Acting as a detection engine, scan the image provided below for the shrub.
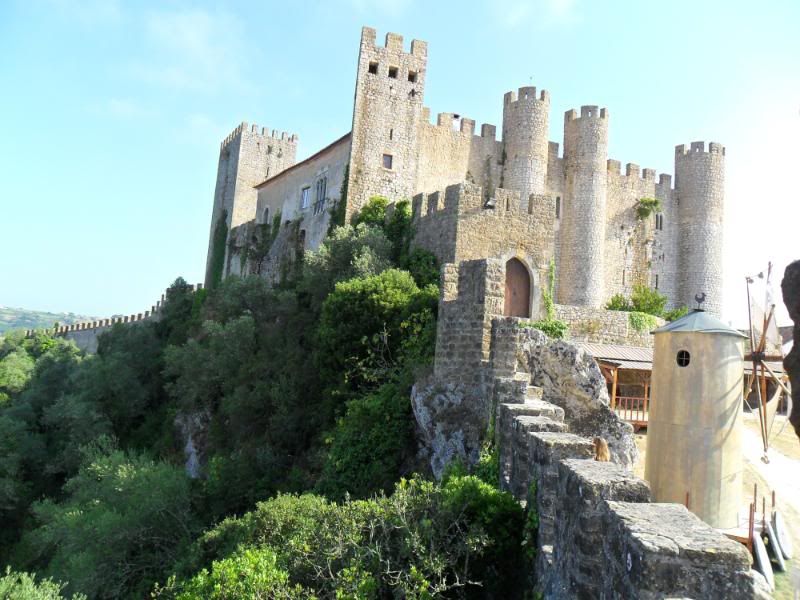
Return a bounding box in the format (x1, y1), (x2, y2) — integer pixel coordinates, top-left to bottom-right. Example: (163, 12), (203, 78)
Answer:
(403, 248), (440, 288)
(23, 443), (198, 599)
(606, 293), (632, 312)
(664, 305), (689, 322)
(0, 567), (85, 600)
(630, 284), (667, 317)
(352, 195), (389, 228)
(628, 311), (658, 333)
(521, 319), (568, 340)
(635, 197), (662, 220)
(385, 199), (414, 265)
(316, 381), (414, 500)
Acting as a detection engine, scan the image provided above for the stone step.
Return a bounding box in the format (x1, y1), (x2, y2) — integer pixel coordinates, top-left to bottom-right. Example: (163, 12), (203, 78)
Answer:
(514, 415), (567, 434)
(500, 399), (564, 423)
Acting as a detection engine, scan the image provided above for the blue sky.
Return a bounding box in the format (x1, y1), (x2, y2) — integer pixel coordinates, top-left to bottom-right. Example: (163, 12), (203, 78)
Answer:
(1, 0), (798, 326)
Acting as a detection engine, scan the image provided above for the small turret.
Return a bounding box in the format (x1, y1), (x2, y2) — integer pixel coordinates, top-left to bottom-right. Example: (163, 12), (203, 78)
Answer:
(501, 85), (551, 202)
(674, 141), (725, 317)
(558, 106), (609, 307)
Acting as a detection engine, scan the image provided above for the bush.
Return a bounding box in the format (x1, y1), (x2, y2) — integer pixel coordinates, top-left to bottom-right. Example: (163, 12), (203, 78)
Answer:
(664, 305), (689, 322)
(521, 319), (569, 340)
(630, 284), (667, 317)
(352, 195), (389, 228)
(0, 567), (85, 600)
(22, 443), (198, 599)
(161, 547), (307, 599)
(403, 247), (440, 288)
(635, 197), (662, 220)
(316, 381), (414, 500)
(172, 475), (524, 598)
(628, 311), (658, 333)
(606, 293), (632, 312)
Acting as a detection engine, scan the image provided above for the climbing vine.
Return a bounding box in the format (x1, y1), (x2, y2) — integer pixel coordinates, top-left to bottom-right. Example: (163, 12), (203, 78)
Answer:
(635, 197), (662, 220)
(208, 210), (228, 289)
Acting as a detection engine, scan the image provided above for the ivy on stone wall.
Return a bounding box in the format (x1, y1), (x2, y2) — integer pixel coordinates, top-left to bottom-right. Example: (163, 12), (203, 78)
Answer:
(635, 197), (662, 220)
(327, 165), (348, 235)
(208, 210), (229, 289)
(628, 311), (658, 332)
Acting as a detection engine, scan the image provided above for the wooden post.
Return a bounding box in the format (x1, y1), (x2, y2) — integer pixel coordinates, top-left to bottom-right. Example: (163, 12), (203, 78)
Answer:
(611, 367), (618, 411)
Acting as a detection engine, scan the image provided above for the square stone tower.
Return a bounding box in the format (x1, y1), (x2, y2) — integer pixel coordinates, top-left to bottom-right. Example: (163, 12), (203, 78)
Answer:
(345, 27), (428, 220)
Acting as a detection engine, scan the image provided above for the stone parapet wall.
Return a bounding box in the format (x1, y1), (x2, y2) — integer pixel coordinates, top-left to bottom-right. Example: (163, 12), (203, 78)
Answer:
(497, 397), (770, 599)
(554, 304), (664, 348)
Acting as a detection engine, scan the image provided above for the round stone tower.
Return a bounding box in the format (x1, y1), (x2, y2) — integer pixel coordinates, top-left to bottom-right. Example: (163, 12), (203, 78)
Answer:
(559, 105), (609, 307)
(675, 142), (725, 317)
(501, 86), (550, 201)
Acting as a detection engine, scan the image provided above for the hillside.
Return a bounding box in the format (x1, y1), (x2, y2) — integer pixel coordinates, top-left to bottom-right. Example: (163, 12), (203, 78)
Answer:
(0, 306), (96, 334)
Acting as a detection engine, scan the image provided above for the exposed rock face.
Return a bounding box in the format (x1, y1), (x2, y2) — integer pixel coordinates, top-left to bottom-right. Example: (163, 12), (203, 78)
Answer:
(782, 259), (800, 441)
(514, 327), (638, 468)
(174, 411), (210, 479)
(410, 374), (488, 480)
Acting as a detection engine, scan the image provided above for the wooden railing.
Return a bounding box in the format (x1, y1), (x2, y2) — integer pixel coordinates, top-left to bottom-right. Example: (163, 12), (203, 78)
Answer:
(612, 396), (649, 427)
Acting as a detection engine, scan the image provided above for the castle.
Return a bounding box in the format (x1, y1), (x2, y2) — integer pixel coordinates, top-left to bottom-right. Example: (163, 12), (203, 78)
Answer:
(208, 26), (725, 320)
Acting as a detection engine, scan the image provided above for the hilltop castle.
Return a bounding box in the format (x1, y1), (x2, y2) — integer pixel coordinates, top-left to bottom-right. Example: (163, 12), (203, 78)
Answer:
(206, 26), (725, 320)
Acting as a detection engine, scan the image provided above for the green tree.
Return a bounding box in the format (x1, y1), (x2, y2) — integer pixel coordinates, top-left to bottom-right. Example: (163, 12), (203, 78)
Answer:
(352, 195), (389, 228)
(0, 567), (85, 600)
(23, 443), (198, 600)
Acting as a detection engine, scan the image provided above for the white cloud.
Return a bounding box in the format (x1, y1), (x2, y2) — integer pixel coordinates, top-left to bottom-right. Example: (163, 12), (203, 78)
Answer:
(491, 0), (578, 29)
(131, 8), (253, 94)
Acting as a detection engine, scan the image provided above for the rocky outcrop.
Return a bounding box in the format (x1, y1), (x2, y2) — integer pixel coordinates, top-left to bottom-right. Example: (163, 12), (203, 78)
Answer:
(782, 259), (800, 440)
(410, 375), (488, 480)
(493, 322), (637, 469)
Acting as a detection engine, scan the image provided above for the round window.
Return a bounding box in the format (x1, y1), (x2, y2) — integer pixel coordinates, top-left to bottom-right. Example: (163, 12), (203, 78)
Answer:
(676, 350), (690, 367)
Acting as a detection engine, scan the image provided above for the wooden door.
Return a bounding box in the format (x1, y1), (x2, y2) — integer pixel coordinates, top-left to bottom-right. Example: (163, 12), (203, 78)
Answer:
(504, 258), (531, 317)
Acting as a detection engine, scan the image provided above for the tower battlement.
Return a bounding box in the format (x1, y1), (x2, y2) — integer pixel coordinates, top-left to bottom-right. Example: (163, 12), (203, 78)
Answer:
(564, 105), (608, 123)
(220, 122), (298, 151)
(503, 86), (550, 105)
(675, 141), (725, 157)
(360, 26), (427, 58)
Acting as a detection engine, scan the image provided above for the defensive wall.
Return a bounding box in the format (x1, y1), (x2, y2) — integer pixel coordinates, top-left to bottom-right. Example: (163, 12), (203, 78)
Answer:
(24, 283), (204, 354)
(496, 382), (768, 598)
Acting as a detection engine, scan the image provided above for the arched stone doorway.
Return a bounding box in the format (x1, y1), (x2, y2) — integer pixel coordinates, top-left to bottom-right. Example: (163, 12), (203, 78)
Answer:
(504, 258), (531, 318)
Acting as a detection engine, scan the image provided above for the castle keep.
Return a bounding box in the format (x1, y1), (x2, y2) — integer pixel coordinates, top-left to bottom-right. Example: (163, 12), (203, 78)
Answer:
(206, 26), (725, 318)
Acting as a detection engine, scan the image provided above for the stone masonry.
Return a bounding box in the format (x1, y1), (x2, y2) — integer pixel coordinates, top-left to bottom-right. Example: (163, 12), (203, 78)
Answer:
(497, 394), (771, 598)
(207, 26), (725, 316)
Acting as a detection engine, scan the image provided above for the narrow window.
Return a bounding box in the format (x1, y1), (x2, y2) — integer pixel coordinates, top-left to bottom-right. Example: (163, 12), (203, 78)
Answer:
(301, 187), (310, 209)
(267, 145), (273, 155)
(677, 350), (690, 367)
(555, 196), (561, 219)
(389, 128), (393, 140)
(388, 66), (398, 79)
(408, 70), (417, 83)
(262, 207), (270, 224)
(368, 61), (378, 74)
(382, 153), (393, 169)
(654, 274), (659, 289)
(622, 270), (626, 285)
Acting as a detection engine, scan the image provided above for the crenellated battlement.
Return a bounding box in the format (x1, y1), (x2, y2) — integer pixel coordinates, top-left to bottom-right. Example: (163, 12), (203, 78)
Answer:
(25, 283), (204, 342)
(606, 160), (658, 183)
(480, 123), (497, 140)
(503, 86), (550, 106)
(675, 141), (725, 157)
(220, 122), (298, 151)
(360, 26), (427, 58)
(564, 105), (608, 123)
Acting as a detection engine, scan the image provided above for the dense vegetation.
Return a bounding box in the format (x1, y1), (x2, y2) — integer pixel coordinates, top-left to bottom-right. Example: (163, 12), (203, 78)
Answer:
(606, 283), (689, 324)
(0, 198), (529, 599)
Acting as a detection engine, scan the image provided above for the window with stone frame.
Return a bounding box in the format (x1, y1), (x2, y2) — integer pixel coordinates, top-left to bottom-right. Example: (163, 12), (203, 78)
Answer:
(301, 186), (310, 209)
(313, 177), (328, 215)
(382, 153), (393, 170)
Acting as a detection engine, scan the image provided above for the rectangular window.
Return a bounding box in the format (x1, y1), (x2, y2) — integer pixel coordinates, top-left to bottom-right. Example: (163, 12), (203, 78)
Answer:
(368, 61), (378, 74)
(408, 70), (417, 83)
(313, 177), (327, 215)
(555, 196), (561, 219)
(382, 153), (393, 169)
(655, 274), (659, 289)
(622, 270), (626, 285)
(301, 187), (310, 209)
(388, 66), (398, 79)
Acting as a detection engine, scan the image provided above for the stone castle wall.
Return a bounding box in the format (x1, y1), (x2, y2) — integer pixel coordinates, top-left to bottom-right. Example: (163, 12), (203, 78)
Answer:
(554, 304), (664, 348)
(675, 141), (725, 315)
(207, 26), (726, 317)
(496, 391), (769, 598)
(205, 123), (297, 285)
